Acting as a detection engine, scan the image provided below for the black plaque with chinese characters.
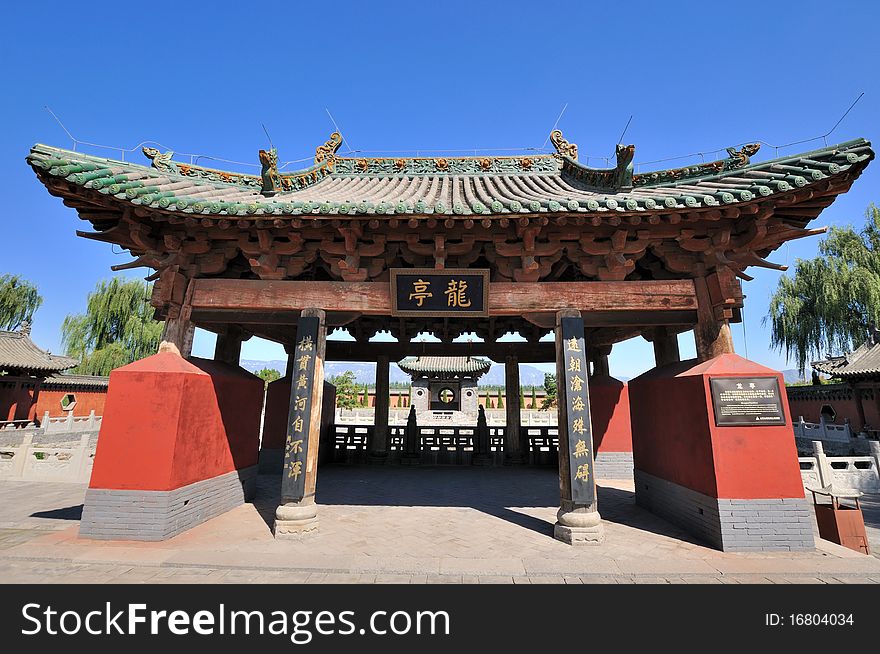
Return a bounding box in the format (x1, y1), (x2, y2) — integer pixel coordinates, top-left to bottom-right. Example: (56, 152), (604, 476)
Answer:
(709, 377), (786, 427)
(560, 317), (595, 505)
(390, 268), (489, 317)
(281, 316), (319, 502)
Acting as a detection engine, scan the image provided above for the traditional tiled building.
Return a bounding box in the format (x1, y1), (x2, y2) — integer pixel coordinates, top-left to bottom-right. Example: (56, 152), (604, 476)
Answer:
(0, 323), (78, 424)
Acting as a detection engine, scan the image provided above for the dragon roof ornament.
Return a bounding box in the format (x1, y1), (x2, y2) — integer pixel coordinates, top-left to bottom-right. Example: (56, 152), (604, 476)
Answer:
(315, 132), (343, 165)
(549, 129), (578, 160)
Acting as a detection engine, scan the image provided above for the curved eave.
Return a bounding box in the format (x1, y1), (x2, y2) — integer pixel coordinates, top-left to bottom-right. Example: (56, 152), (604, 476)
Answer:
(28, 139), (872, 220)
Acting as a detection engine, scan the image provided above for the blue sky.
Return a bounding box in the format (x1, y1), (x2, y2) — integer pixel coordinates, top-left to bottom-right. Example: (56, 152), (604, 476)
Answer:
(2, 1), (878, 379)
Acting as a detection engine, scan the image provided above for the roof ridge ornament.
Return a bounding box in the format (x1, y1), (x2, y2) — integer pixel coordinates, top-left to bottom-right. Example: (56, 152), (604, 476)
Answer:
(614, 144), (635, 190)
(550, 129), (578, 160)
(259, 147), (281, 196)
(315, 132), (343, 165)
(142, 147), (178, 174)
(726, 143), (761, 168)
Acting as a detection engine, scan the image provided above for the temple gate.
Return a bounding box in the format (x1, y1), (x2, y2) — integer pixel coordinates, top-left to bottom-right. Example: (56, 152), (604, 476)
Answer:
(26, 129), (874, 549)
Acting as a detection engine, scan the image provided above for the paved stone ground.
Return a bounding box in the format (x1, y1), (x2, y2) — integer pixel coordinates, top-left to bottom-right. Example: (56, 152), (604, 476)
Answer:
(1, 466), (879, 584)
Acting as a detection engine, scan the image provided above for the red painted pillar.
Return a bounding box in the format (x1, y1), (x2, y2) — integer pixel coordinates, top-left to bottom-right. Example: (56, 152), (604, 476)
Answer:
(628, 354), (813, 551)
(79, 352), (264, 540)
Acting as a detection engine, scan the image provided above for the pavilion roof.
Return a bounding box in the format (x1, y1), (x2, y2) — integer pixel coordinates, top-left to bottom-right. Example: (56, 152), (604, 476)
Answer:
(26, 134), (873, 219)
(398, 355), (492, 377)
(0, 327), (78, 375)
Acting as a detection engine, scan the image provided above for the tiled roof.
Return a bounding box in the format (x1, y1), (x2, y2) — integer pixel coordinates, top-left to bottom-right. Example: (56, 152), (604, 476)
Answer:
(398, 356), (492, 376)
(26, 137), (873, 219)
(0, 330), (77, 374)
(812, 340), (880, 379)
(42, 373), (109, 389)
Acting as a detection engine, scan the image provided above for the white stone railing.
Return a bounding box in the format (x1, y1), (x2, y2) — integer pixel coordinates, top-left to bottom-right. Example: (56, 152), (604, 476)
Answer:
(40, 410), (102, 433)
(799, 440), (880, 494)
(793, 416), (852, 442)
(0, 432), (96, 483)
(0, 411), (102, 435)
(335, 408), (559, 426)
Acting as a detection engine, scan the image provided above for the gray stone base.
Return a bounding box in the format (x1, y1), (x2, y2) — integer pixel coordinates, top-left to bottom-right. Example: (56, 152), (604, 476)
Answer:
(634, 469), (815, 551)
(553, 523), (605, 545)
(79, 466), (258, 541)
(274, 498), (319, 539)
(258, 447), (283, 474)
(594, 451), (634, 480)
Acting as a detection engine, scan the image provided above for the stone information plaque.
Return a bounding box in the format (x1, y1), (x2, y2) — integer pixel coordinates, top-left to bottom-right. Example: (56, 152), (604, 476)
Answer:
(709, 377), (786, 427)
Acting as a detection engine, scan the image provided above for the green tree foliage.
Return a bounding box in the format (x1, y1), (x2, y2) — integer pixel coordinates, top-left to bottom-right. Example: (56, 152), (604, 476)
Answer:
(767, 204), (880, 374)
(496, 388), (504, 409)
(541, 373), (557, 410)
(256, 368), (281, 389)
(329, 370), (359, 409)
(61, 277), (163, 375)
(530, 387), (538, 409)
(0, 274), (43, 331)
(519, 387), (525, 408)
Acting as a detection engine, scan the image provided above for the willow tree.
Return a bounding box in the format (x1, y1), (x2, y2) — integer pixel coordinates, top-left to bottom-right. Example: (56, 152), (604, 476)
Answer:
(767, 204), (880, 374)
(62, 277), (163, 375)
(0, 274), (43, 331)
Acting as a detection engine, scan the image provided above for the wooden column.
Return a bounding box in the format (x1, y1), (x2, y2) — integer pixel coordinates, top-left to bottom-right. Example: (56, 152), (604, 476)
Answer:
(6, 379), (22, 422)
(693, 276), (734, 361)
(651, 327), (681, 367)
(854, 385), (868, 432)
(504, 355), (523, 464)
(590, 346), (611, 377)
(160, 317), (194, 358)
(370, 356), (390, 462)
(553, 309), (604, 545)
(214, 325), (243, 365)
(27, 378), (44, 423)
(274, 308), (326, 537)
(159, 277), (195, 357)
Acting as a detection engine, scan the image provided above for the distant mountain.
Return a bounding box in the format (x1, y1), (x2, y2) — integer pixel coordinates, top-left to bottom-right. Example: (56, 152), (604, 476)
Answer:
(781, 368), (806, 384)
(240, 359), (288, 375)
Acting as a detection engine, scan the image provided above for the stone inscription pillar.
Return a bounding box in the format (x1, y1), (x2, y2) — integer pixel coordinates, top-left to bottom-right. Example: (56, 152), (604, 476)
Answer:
(553, 309), (604, 545)
(370, 356), (390, 462)
(275, 308), (326, 538)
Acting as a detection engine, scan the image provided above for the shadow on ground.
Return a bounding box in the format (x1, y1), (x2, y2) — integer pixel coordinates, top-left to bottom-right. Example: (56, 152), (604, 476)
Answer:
(30, 505), (83, 521)
(254, 465), (704, 545)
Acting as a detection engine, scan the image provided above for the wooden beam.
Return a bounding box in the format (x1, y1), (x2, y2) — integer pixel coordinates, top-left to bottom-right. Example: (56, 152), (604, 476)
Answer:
(190, 279), (697, 316)
(323, 341), (556, 363)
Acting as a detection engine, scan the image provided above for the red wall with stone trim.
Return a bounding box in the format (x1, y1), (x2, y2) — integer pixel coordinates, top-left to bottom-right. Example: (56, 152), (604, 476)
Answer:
(88, 353), (263, 491)
(629, 354), (803, 499)
(35, 388), (107, 418)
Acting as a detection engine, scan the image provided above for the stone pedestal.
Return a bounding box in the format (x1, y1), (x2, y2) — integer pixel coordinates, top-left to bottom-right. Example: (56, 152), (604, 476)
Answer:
(629, 354), (814, 551)
(274, 497), (319, 538)
(79, 353), (263, 540)
(554, 502), (605, 545)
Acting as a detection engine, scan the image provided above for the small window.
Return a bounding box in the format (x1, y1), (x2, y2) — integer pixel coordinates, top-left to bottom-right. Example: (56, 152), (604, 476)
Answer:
(439, 388), (456, 404)
(820, 404), (836, 422)
(60, 393), (77, 412)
